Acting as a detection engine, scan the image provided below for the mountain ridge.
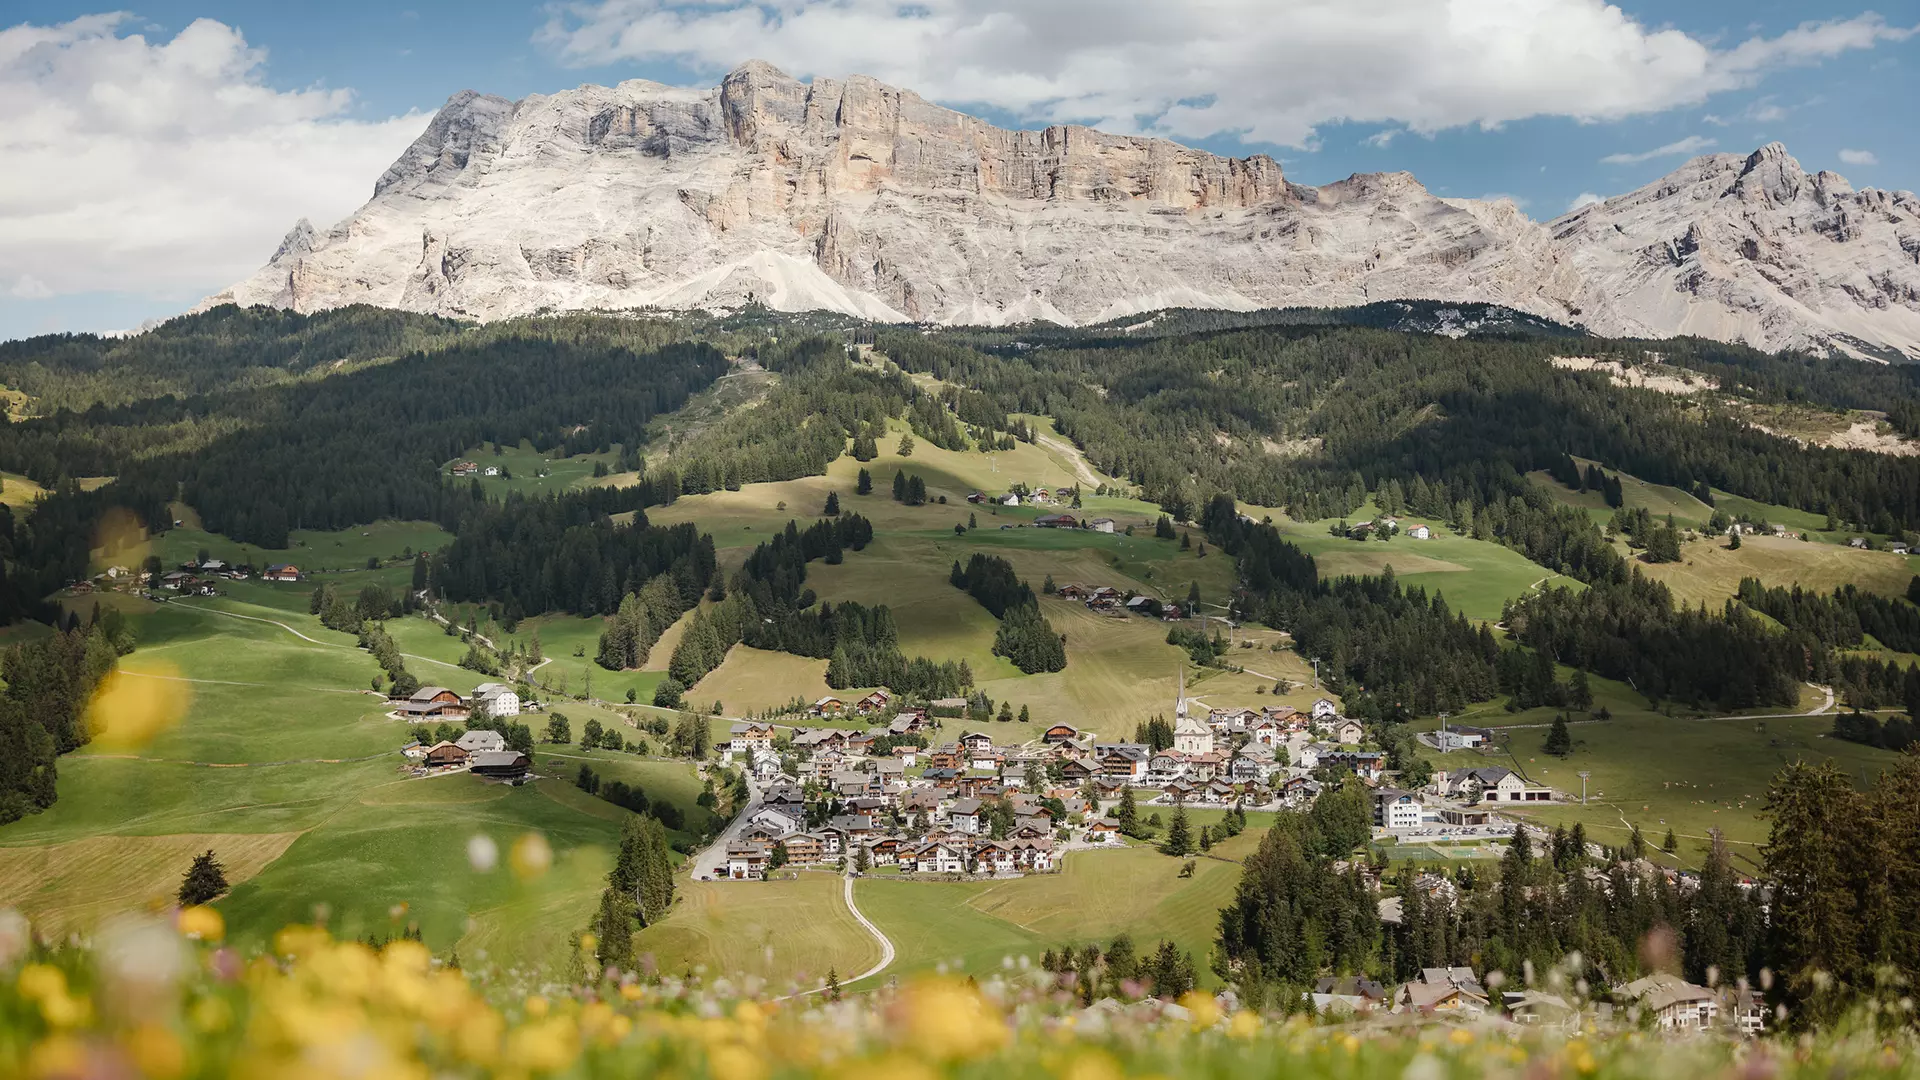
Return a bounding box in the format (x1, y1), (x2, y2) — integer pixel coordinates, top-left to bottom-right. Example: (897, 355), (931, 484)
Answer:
(206, 61), (1920, 359)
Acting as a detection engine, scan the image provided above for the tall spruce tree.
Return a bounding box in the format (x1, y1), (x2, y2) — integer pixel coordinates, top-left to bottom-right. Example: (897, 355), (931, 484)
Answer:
(178, 850), (229, 906)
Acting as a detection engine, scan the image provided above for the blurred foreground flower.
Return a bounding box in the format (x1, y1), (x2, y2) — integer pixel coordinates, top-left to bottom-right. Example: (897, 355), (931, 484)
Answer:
(87, 665), (189, 750)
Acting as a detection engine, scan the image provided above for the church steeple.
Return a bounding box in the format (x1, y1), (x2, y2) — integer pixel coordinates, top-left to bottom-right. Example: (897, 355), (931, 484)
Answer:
(1175, 666), (1187, 720)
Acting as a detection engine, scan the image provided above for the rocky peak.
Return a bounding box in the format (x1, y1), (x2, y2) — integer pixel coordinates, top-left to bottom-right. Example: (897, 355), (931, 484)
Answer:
(1729, 141), (1807, 206)
(204, 72), (1920, 361)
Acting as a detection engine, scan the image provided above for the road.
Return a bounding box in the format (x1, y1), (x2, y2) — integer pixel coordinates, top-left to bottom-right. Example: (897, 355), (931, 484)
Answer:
(688, 771), (761, 881)
(775, 872), (896, 1000)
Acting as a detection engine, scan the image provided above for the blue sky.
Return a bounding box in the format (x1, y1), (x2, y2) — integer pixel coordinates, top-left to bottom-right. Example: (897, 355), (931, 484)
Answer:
(2, 0), (1916, 341)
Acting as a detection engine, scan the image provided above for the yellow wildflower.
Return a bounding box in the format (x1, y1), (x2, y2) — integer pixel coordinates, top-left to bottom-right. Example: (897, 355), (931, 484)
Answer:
(1177, 990), (1220, 1031)
(26, 1034), (86, 1080)
(708, 1042), (768, 1080)
(1228, 1010), (1261, 1039)
(509, 833), (553, 880)
(889, 978), (1008, 1061)
(125, 1022), (188, 1080)
(1449, 1028), (1475, 1046)
(177, 905), (224, 942)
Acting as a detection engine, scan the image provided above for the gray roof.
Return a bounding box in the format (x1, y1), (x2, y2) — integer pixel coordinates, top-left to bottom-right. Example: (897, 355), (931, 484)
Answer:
(455, 729), (507, 752)
(948, 797), (983, 815)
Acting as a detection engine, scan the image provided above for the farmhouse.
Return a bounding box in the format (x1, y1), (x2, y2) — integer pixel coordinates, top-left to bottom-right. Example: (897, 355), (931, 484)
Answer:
(1088, 518), (1116, 533)
(1042, 723), (1082, 744)
(469, 750), (530, 780)
(424, 741), (468, 767)
(472, 683), (520, 717)
(1407, 524), (1432, 540)
(809, 696), (848, 718)
(397, 686), (469, 719)
(455, 729), (508, 755)
(855, 689), (892, 715)
(1333, 718), (1367, 745)
(1034, 513), (1077, 528)
(262, 564), (303, 583)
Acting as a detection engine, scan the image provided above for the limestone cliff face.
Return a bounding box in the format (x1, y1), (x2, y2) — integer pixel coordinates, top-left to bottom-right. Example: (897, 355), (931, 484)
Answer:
(206, 63), (1920, 358)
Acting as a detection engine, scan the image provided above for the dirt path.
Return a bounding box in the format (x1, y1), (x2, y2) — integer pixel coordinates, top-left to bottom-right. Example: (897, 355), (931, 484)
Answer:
(1034, 431), (1102, 487)
(775, 873), (895, 999)
(180, 602), (465, 671)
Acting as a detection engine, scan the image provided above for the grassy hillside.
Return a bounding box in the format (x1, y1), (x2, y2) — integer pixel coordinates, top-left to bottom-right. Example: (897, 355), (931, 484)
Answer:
(0, 572), (711, 972)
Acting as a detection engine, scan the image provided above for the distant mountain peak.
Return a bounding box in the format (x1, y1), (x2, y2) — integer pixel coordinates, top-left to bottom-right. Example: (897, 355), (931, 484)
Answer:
(204, 69), (1920, 360)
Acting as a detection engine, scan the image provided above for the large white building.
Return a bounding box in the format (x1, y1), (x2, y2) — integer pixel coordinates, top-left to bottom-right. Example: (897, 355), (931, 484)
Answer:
(473, 682), (520, 717)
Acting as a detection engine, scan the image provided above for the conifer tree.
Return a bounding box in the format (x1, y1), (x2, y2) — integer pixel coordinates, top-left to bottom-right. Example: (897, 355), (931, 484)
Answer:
(1116, 785), (1139, 837)
(178, 850), (229, 906)
(824, 491), (840, 516)
(1163, 804), (1192, 856)
(1544, 714), (1572, 756)
(856, 468), (872, 495)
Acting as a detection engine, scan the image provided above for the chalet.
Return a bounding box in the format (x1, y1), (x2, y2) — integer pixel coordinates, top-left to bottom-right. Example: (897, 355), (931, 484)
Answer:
(1055, 583), (1089, 599)
(1210, 707), (1260, 731)
(926, 746), (964, 770)
(1034, 513), (1077, 528)
(791, 728), (848, 753)
(1249, 718), (1284, 747)
(1310, 975), (1388, 1016)
(1124, 595), (1155, 614)
(778, 833), (826, 864)
(1008, 838), (1056, 871)
(468, 750), (530, 779)
(1058, 757), (1096, 783)
(809, 696), (848, 718)
(1849, 536), (1869, 548)
(1455, 766), (1551, 803)
(1096, 744), (1149, 780)
(900, 788), (942, 816)
(928, 696), (969, 717)
(1504, 991), (1578, 1029)
(921, 767), (963, 789)
(958, 731), (995, 754)
(1321, 750), (1386, 782)
(999, 493), (1020, 506)
(1228, 756), (1263, 783)
(1729, 987), (1767, 1036)
(397, 686), (468, 719)
(729, 721), (775, 752)
(1163, 778), (1197, 802)
(725, 842), (769, 880)
(262, 564), (302, 583)
(844, 733), (877, 756)
(1394, 978), (1490, 1017)
(1618, 973), (1719, 1030)
(424, 741), (468, 767)
(1088, 518), (1116, 533)
(1187, 753), (1225, 782)
(1311, 698), (1338, 720)
(1147, 751), (1186, 781)
(455, 729), (508, 755)
(1406, 524), (1432, 540)
(1042, 723), (1081, 744)
(902, 841), (967, 874)
(159, 571), (192, 590)
(887, 712), (928, 735)
(1011, 814), (1052, 839)
(762, 783), (805, 811)
(1085, 820), (1120, 844)
(472, 683), (521, 718)
(976, 842), (1017, 874)
(855, 689), (893, 715)
(865, 837), (903, 866)
(451, 461), (480, 477)
(1159, 603), (1187, 620)
(1374, 789), (1425, 830)
(826, 814), (876, 842)
(749, 805), (804, 835)
(1333, 718), (1367, 745)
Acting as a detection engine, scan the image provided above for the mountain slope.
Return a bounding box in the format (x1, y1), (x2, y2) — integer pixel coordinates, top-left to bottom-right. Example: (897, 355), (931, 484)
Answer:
(208, 61), (1920, 359)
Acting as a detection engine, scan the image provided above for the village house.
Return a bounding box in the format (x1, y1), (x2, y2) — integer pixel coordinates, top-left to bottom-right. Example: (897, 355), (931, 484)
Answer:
(1085, 820), (1120, 844)
(809, 696), (848, 718)
(1034, 513), (1077, 528)
(726, 842), (769, 880)
(472, 683), (521, 718)
(469, 750), (530, 780)
(1312, 698), (1338, 720)
(262, 564), (302, 583)
(451, 461), (479, 477)
(1041, 722), (1081, 744)
(1333, 718), (1367, 745)
(1088, 518), (1115, 533)
(424, 741), (468, 768)
(729, 721), (775, 752)
(455, 729), (508, 755)
(855, 689), (892, 715)
(1394, 968), (1491, 1016)
(1618, 974), (1720, 1030)
(1373, 788), (1425, 830)
(1407, 524), (1432, 540)
(1096, 744), (1149, 780)
(397, 686), (469, 720)
(1453, 766), (1552, 803)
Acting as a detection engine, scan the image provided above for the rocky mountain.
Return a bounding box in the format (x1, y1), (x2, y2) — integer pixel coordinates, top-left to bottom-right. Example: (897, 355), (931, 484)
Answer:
(207, 61), (1920, 360)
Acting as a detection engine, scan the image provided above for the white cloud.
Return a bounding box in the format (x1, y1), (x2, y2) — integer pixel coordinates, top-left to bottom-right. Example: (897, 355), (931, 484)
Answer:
(537, 2), (1915, 148)
(0, 15), (428, 301)
(1838, 148), (1879, 165)
(7, 274), (52, 299)
(1599, 135), (1717, 165)
(1568, 192), (1605, 212)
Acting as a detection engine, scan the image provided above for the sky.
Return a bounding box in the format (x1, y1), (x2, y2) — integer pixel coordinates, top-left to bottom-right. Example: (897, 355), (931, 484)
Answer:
(2, 0), (1917, 341)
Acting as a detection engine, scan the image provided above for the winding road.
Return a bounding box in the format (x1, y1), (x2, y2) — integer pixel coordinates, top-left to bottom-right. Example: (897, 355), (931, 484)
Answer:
(772, 873), (895, 1000)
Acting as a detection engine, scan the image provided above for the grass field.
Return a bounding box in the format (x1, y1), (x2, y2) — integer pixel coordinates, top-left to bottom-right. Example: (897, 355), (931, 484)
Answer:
(635, 871), (881, 992)
(852, 828), (1263, 988)
(1271, 519), (1569, 622)
(451, 440), (626, 500)
(1637, 532), (1916, 606)
(0, 582), (712, 972)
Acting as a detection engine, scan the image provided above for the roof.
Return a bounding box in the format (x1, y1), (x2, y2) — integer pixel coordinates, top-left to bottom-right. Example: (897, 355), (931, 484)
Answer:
(411, 686), (456, 702)
(456, 729), (507, 752)
(948, 797), (983, 815)
(468, 750), (528, 769)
